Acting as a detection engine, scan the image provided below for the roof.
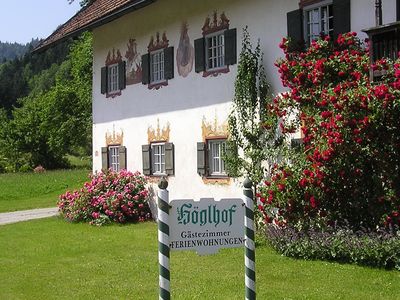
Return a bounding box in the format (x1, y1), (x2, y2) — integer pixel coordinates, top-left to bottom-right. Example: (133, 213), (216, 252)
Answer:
(34, 0), (155, 52)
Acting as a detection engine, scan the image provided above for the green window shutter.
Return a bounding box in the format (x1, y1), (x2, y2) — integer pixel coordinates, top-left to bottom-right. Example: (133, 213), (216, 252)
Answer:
(164, 46), (174, 80)
(224, 28), (237, 66)
(397, 0), (400, 21)
(101, 66), (108, 94)
(287, 9), (304, 51)
(333, 0), (351, 39)
(141, 54), (150, 85)
(165, 142), (174, 175)
(119, 146), (127, 170)
(118, 61), (126, 90)
(101, 147), (108, 171)
(194, 38), (205, 73)
(197, 142), (206, 176)
(142, 144), (151, 175)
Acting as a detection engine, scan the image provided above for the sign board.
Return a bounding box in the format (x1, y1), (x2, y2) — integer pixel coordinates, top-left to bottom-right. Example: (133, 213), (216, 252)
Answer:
(169, 198), (244, 255)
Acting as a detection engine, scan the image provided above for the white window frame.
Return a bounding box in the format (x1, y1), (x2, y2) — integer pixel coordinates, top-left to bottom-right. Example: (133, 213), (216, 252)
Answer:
(303, 0), (333, 45)
(150, 49), (165, 84)
(208, 139), (227, 176)
(151, 142), (166, 175)
(107, 63), (119, 94)
(108, 145), (120, 172)
(205, 30), (225, 71)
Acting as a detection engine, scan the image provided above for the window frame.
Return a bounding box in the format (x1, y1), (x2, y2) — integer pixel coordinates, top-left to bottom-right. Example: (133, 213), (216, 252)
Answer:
(207, 138), (227, 177)
(303, 0), (333, 45)
(151, 142), (166, 176)
(108, 145), (120, 172)
(205, 30), (226, 71)
(150, 49), (166, 84)
(107, 63), (120, 95)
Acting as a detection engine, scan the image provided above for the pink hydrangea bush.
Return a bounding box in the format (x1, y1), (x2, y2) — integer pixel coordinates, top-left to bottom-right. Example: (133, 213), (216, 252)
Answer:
(58, 170), (152, 226)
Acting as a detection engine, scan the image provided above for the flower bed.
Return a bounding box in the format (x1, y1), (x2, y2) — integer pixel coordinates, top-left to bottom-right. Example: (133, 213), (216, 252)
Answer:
(58, 170), (152, 226)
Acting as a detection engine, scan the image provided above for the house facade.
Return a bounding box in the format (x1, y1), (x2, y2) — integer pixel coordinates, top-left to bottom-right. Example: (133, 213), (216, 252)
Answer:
(37, 0), (399, 205)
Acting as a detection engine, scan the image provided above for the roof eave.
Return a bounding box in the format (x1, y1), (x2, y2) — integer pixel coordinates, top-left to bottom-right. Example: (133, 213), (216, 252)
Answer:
(33, 0), (156, 53)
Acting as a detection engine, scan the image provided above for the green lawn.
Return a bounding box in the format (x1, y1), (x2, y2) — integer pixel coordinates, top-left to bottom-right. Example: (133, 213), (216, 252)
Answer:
(0, 218), (399, 299)
(0, 169), (90, 213)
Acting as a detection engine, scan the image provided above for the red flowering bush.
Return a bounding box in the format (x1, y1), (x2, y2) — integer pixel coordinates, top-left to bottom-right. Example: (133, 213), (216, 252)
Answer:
(58, 170), (152, 226)
(259, 33), (400, 231)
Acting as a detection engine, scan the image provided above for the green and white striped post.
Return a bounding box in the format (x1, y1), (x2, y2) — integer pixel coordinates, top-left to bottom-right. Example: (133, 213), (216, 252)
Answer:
(158, 177), (170, 300)
(243, 177), (256, 300)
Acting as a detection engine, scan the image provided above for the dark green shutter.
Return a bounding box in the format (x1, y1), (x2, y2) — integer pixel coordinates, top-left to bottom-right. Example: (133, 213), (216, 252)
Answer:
(119, 146), (126, 170)
(224, 28), (237, 66)
(194, 38), (205, 73)
(164, 47), (174, 80)
(141, 54), (150, 85)
(287, 9), (304, 51)
(397, 0), (400, 21)
(165, 142), (174, 175)
(101, 147), (108, 171)
(101, 67), (108, 94)
(197, 142), (206, 176)
(118, 61), (126, 90)
(333, 0), (351, 38)
(142, 144), (151, 175)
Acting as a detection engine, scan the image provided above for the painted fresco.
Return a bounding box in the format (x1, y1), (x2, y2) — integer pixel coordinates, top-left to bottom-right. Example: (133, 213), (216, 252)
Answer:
(125, 38), (142, 85)
(176, 22), (194, 77)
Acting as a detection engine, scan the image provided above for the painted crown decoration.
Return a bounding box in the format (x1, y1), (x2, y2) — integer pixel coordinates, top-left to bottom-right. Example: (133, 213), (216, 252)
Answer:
(201, 115), (228, 141)
(105, 128), (124, 145)
(148, 32), (169, 52)
(148, 119), (170, 143)
(202, 11), (230, 35)
(105, 48), (123, 65)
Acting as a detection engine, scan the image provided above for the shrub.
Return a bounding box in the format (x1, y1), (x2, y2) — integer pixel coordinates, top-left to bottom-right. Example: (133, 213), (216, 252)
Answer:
(266, 225), (400, 270)
(258, 33), (400, 231)
(58, 170), (152, 226)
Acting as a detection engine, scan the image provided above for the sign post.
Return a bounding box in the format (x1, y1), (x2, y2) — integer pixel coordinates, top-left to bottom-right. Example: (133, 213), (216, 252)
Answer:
(157, 177), (256, 299)
(157, 178), (170, 300)
(243, 178), (256, 300)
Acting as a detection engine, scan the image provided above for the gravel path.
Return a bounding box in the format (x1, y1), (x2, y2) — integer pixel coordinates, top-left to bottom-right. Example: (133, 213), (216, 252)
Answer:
(0, 207), (59, 225)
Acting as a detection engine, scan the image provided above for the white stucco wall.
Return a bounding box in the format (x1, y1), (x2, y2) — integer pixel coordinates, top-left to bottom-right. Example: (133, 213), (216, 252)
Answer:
(91, 0), (397, 202)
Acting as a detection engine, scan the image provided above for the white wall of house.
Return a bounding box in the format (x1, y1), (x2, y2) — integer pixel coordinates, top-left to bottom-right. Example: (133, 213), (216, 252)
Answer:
(91, 0), (397, 203)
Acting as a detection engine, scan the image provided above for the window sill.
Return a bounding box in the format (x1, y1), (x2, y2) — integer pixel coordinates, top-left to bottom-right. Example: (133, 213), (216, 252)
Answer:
(202, 176), (231, 185)
(148, 80), (168, 90)
(106, 90), (121, 98)
(203, 66), (230, 78)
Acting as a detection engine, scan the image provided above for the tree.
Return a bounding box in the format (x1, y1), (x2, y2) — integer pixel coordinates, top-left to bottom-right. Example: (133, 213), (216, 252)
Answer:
(225, 27), (277, 195)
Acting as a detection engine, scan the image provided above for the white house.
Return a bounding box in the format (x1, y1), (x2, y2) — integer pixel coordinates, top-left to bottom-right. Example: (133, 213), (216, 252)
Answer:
(37, 0), (400, 204)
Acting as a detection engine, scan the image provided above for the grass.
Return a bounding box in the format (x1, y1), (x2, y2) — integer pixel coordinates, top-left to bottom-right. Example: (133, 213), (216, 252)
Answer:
(0, 169), (90, 213)
(1, 218), (399, 299)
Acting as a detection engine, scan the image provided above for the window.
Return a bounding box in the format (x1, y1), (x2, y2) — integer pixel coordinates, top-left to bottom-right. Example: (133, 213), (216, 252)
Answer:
(101, 146), (127, 172)
(208, 139), (226, 176)
(107, 64), (119, 94)
(197, 139), (228, 177)
(287, 0), (350, 51)
(304, 3), (333, 44)
(151, 143), (166, 175)
(150, 50), (165, 83)
(141, 32), (174, 89)
(142, 142), (174, 176)
(205, 31), (225, 70)
(108, 145), (120, 172)
(100, 61), (126, 97)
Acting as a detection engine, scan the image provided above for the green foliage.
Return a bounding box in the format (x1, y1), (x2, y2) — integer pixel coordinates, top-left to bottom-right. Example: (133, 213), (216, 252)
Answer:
(266, 225), (400, 270)
(226, 27), (277, 187)
(0, 32), (92, 171)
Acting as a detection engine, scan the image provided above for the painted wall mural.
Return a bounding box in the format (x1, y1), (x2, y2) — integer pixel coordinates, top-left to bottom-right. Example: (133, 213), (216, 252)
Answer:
(147, 119), (171, 143)
(202, 11), (230, 35)
(105, 126), (124, 146)
(148, 32), (169, 51)
(106, 48), (123, 66)
(125, 38), (142, 85)
(176, 21), (194, 77)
